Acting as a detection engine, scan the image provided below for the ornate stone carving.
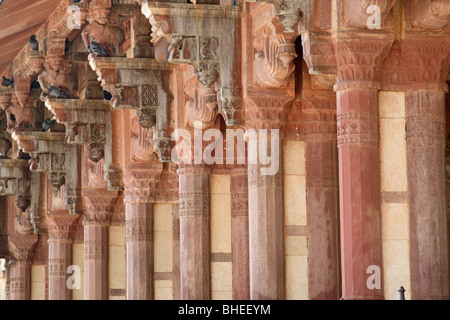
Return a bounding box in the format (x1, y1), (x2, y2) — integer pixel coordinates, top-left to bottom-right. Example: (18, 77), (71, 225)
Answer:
(411, 0), (450, 30)
(38, 61), (77, 101)
(83, 189), (117, 225)
(82, 0), (125, 57)
(333, 37), (394, 86)
(254, 20), (298, 87)
(184, 76), (218, 129)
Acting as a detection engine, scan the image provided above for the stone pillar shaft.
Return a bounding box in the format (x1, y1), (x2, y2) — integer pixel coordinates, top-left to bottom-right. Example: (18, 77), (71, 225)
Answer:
(305, 137), (340, 300)
(336, 85), (383, 300)
(84, 223), (108, 300)
(47, 215), (78, 300)
(230, 169), (249, 300)
(125, 201), (154, 300)
(8, 261), (31, 300)
(178, 166), (210, 300)
(406, 90), (450, 300)
(248, 137), (285, 300)
(172, 203), (181, 300)
(48, 241), (72, 300)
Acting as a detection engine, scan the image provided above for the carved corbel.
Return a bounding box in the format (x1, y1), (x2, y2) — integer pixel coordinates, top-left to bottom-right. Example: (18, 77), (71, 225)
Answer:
(140, 1), (243, 125)
(253, 19), (298, 87)
(38, 59), (78, 102)
(0, 160), (31, 213)
(44, 99), (110, 163)
(82, 0), (125, 58)
(13, 132), (83, 216)
(411, 0), (450, 30)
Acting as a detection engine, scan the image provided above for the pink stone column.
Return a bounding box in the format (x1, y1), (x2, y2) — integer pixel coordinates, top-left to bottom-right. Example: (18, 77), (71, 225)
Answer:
(124, 165), (161, 300)
(305, 133), (340, 300)
(83, 190), (117, 300)
(248, 136), (285, 300)
(125, 201), (154, 300)
(230, 168), (249, 300)
(8, 261), (32, 300)
(7, 236), (37, 300)
(177, 166), (210, 300)
(336, 83), (383, 300)
(47, 214), (79, 300)
(406, 89), (449, 300)
(334, 37), (393, 300)
(84, 222), (108, 300)
(172, 203), (181, 300)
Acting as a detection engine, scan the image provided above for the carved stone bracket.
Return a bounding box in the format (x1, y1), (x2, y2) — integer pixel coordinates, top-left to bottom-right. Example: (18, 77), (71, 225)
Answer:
(253, 17), (298, 88)
(89, 57), (174, 161)
(12, 131), (83, 216)
(0, 160), (31, 214)
(140, 1), (243, 126)
(44, 98), (110, 163)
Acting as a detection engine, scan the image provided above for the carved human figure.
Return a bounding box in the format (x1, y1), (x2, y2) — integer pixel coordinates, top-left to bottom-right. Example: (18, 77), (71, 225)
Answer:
(81, 6), (124, 57)
(38, 62), (77, 101)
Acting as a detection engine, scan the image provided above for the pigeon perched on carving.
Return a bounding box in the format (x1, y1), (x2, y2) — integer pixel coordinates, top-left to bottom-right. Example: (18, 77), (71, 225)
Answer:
(88, 41), (109, 57)
(103, 90), (112, 101)
(1, 76), (14, 88)
(0, 136), (11, 158)
(30, 80), (40, 89)
(29, 35), (39, 50)
(49, 86), (70, 99)
(65, 38), (71, 53)
(42, 118), (56, 132)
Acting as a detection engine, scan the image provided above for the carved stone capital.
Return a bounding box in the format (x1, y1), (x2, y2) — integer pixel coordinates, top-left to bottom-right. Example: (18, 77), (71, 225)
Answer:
(333, 36), (394, 88)
(123, 163), (162, 204)
(381, 39), (450, 91)
(47, 214), (80, 243)
(83, 189), (117, 225)
(8, 236), (38, 262)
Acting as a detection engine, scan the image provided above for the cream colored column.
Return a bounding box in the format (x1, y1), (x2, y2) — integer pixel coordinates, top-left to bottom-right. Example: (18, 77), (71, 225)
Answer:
(379, 91), (411, 300)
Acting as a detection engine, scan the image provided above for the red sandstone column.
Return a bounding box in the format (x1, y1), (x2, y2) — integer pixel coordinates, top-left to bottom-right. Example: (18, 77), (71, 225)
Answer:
(303, 93), (340, 300)
(406, 89), (450, 300)
(7, 237), (37, 300)
(334, 38), (393, 300)
(247, 135), (285, 300)
(230, 168), (250, 300)
(83, 190), (117, 300)
(177, 165), (210, 300)
(47, 214), (79, 300)
(8, 261), (32, 300)
(172, 203), (181, 300)
(124, 165), (160, 300)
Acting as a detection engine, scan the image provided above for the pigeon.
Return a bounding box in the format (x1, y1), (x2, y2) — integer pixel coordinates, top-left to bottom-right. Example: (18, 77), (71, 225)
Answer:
(103, 90), (112, 101)
(88, 41), (109, 57)
(1, 76), (14, 88)
(30, 80), (40, 89)
(49, 86), (70, 99)
(42, 118), (56, 132)
(65, 38), (71, 53)
(29, 35), (39, 51)
(0, 137), (11, 158)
